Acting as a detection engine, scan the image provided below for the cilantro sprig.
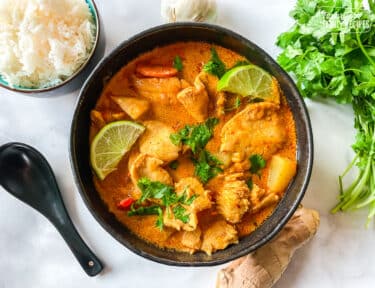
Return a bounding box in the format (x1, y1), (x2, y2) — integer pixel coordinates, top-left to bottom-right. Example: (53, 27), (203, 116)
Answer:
(170, 117), (219, 153)
(192, 150), (223, 183)
(203, 49), (250, 79)
(173, 55), (183, 71)
(128, 178), (197, 230)
(276, 0), (375, 224)
(170, 118), (222, 183)
(249, 154), (266, 175)
(203, 47), (227, 78)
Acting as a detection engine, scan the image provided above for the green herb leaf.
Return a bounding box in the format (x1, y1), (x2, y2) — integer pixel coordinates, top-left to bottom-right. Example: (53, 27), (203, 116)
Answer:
(249, 154), (266, 175)
(155, 208), (164, 230)
(128, 205), (161, 216)
(168, 160), (179, 170)
(137, 178), (174, 203)
(170, 118), (219, 153)
(172, 205), (190, 223)
(173, 55), (183, 71)
(129, 178), (199, 229)
(246, 178), (253, 190)
(193, 150), (223, 183)
(203, 47), (226, 78)
(178, 190), (198, 205)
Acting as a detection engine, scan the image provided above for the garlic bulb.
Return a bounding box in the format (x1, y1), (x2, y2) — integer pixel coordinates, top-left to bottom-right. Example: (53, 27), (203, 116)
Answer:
(161, 0), (217, 23)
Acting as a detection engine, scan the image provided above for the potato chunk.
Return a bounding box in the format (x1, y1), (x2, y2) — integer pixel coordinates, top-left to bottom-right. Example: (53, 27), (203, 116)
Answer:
(267, 155), (297, 193)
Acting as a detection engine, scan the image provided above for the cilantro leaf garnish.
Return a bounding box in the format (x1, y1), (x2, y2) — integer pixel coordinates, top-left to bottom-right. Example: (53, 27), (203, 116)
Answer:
(246, 178), (253, 190)
(193, 150), (223, 183)
(171, 117), (222, 183)
(203, 47), (226, 78)
(173, 55), (183, 71)
(172, 205), (190, 223)
(128, 205), (164, 229)
(249, 154), (266, 175)
(128, 178), (197, 230)
(170, 117), (219, 153)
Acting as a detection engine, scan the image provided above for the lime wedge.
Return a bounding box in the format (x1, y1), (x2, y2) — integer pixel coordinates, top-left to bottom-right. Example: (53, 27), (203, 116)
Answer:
(90, 121), (145, 180)
(217, 65), (279, 103)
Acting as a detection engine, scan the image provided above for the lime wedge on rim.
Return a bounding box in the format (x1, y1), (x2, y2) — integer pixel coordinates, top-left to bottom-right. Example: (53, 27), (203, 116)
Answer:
(217, 65), (279, 103)
(90, 120), (145, 180)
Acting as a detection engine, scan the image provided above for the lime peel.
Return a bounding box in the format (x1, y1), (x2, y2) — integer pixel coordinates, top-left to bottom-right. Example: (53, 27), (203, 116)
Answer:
(90, 120), (145, 180)
(217, 64), (279, 103)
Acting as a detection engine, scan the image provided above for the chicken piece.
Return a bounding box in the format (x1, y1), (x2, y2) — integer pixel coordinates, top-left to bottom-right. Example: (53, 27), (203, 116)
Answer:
(138, 121), (180, 163)
(217, 172), (251, 224)
(252, 193), (280, 214)
(163, 177), (211, 232)
(220, 102), (286, 161)
(129, 153), (173, 191)
(201, 220), (238, 255)
(177, 72), (209, 122)
(216, 91), (226, 116)
(132, 76), (182, 105)
(250, 184), (280, 214)
(111, 96), (150, 120)
(181, 227), (202, 254)
(250, 184), (267, 205)
(163, 206), (198, 232)
(175, 177), (212, 212)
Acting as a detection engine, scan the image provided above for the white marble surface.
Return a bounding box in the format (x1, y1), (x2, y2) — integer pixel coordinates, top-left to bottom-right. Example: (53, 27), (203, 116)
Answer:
(0, 0), (374, 287)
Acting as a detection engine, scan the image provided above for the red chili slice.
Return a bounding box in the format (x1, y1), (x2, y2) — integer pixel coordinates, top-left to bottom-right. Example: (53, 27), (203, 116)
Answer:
(117, 197), (135, 210)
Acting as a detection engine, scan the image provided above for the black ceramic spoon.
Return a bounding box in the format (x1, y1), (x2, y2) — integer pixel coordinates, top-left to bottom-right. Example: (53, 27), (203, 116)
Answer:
(0, 142), (103, 276)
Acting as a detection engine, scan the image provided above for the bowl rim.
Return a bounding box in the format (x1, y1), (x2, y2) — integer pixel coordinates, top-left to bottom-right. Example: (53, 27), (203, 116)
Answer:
(70, 22), (314, 266)
(0, 0), (101, 94)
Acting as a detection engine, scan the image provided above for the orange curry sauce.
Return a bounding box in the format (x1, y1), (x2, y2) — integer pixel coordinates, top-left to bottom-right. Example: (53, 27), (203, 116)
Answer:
(89, 42), (296, 254)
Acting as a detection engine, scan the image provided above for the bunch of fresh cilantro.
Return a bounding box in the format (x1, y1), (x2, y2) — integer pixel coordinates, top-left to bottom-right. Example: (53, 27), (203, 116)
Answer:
(277, 0), (375, 224)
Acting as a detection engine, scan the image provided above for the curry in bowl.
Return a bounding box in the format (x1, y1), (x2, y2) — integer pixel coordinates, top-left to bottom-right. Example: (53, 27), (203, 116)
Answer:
(89, 42), (296, 255)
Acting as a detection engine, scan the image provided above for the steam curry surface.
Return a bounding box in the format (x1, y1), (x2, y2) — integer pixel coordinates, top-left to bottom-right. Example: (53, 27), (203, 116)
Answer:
(90, 42), (297, 255)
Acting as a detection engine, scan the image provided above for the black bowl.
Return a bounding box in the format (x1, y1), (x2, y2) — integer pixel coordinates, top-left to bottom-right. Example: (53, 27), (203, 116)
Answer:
(70, 23), (313, 266)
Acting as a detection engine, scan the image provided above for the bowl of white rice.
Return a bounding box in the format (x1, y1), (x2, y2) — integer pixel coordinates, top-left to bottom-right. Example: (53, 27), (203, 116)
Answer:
(0, 0), (102, 93)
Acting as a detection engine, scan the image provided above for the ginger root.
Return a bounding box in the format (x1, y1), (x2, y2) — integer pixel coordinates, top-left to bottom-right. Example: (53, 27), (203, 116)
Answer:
(216, 206), (320, 288)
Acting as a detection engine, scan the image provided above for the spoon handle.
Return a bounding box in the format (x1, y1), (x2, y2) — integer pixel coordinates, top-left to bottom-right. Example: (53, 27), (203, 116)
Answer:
(50, 212), (104, 276)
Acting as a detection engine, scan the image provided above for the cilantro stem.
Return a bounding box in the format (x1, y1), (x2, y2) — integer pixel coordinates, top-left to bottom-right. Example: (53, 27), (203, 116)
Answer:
(356, 29), (375, 67)
(332, 121), (375, 214)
